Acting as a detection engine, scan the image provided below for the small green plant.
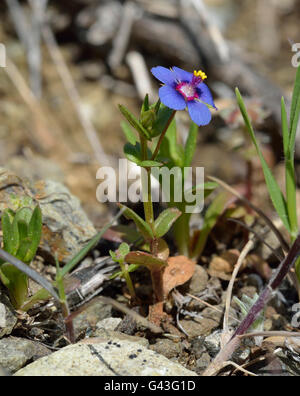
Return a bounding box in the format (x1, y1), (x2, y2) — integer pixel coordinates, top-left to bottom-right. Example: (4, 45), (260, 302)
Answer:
(110, 243), (137, 300)
(118, 66), (218, 322)
(0, 206), (42, 308)
(236, 65), (300, 282)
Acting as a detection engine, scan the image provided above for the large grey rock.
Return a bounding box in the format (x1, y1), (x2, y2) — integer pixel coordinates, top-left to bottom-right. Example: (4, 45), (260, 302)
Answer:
(0, 337), (50, 374)
(15, 341), (197, 376)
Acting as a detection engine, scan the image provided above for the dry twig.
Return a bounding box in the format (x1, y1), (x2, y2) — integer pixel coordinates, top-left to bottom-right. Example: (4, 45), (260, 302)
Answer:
(223, 238), (255, 343)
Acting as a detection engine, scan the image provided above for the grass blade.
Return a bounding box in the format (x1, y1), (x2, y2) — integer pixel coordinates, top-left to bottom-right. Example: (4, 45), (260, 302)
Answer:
(281, 97), (298, 239)
(184, 122), (198, 167)
(236, 88), (290, 232)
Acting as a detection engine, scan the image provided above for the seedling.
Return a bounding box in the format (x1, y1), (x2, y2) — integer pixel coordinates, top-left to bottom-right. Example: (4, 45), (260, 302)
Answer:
(0, 206), (42, 308)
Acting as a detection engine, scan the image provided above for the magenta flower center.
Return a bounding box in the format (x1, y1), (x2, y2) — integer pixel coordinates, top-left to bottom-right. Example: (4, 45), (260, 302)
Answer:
(176, 76), (202, 102)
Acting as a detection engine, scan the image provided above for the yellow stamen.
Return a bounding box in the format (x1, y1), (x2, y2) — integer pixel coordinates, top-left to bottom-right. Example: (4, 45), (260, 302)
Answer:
(193, 70), (207, 80)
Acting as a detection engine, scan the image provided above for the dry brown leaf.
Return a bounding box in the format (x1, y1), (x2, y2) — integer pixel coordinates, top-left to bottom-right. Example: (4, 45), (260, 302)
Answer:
(162, 256), (196, 299)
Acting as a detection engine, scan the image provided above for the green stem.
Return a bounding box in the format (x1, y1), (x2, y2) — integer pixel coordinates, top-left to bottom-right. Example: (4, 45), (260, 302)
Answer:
(140, 137), (154, 229)
(151, 110), (176, 160)
(57, 277), (75, 343)
(120, 261), (136, 300)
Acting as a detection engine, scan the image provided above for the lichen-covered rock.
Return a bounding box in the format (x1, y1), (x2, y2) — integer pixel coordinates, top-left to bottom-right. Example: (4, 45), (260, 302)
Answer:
(15, 341), (197, 376)
(0, 168), (96, 262)
(91, 329), (149, 347)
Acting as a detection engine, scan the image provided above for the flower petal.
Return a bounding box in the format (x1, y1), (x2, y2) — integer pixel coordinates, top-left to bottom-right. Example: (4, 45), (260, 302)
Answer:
(159, 85), (186, 111)
(197, 83), (217, 108)
(187, 101), (212, 126)
(151, 66), (176, 85)
(172, 67), (193, 83)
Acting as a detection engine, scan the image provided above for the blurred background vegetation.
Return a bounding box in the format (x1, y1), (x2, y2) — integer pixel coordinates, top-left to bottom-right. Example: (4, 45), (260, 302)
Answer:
(0, 0), (299, 227)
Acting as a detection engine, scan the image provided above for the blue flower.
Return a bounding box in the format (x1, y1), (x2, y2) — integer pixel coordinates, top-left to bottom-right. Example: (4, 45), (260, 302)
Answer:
(151, 66), (217, 126)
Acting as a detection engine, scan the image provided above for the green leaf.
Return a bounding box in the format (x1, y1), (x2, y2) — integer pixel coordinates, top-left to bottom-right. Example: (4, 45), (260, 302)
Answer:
(236, 88), (290, 232)
(283, 68), (300, 240)
(111, 242), (131, 263)
(0, 264), (28, 308)
(141, 94), (150, 114)
(281, 97), (289, 157)
(21, 288), (51, 312)
(125, 251), (167, 270)
(154, 208), (182, 238)
(17, 220), (28, 244)
(119, 105), (151, 140)
(121, 121), (137, 145)
(16, 237), (31, 263)
(124, 142), (142, 165)
(11, 208), (32, 254)
(151, 104), (174, 138)
(110, 264), (140, 280)
(118, 204), (154, 240)
(192, 191), (231, 259)
(0, 247), (60, 305)
(109, 250), (118, 263)
(2, 210), (16, 255)
(124, 143), (153, 166)
(25, 206), (42, 263)
(154, 99), (161, 115)
(184, 122), (198, 167)
(118, 243), (130, 257)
